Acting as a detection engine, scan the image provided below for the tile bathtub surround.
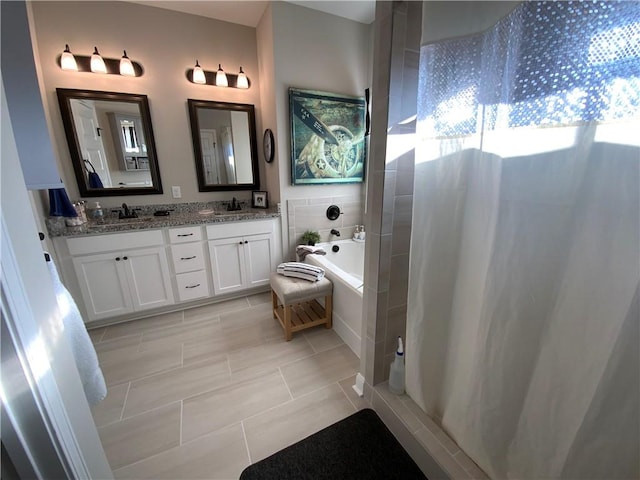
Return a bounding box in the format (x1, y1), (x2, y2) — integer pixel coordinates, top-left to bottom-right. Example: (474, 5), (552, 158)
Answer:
(287, 195), (363, 256)
(89, 294), (369, 478)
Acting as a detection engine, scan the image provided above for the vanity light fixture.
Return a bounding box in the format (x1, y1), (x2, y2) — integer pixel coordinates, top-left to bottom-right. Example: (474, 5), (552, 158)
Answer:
(57, 45), (144, 76)
(215, 64), (228, 87)
(186, 63), (250, 89)
(90, 47), (107, 73)
(119, 50), (135, 77)
(61, 44), (78, 71)
(192, 60), (206, 84)
(236, 67), (249, 89)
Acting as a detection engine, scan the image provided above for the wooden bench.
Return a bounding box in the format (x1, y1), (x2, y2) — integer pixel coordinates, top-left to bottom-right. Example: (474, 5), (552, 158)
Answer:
(270, 273), (333, 341)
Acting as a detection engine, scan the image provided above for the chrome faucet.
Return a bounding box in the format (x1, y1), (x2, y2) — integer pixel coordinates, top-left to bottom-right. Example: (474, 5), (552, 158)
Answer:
(330, 229), (341, 237)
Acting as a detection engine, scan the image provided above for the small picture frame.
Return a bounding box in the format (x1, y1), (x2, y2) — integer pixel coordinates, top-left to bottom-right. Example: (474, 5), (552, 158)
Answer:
(252, 191), (268, 209)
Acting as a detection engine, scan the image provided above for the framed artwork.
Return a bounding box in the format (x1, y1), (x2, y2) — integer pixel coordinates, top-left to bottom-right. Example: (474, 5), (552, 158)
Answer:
(289, 88), (366, 185)
(252, 190), (268, 209)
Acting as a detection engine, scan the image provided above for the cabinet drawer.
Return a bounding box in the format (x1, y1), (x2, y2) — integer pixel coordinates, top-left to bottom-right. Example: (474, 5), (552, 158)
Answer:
(67, 230), (164, 255)
(168, 226), (202, 243)
(206, 219), (273, 240)
(171, 243), (205, 273)
(175, 270), (209, 302)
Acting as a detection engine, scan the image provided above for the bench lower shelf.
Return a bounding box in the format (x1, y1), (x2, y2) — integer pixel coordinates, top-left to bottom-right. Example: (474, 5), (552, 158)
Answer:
(273, 296), (332, 340)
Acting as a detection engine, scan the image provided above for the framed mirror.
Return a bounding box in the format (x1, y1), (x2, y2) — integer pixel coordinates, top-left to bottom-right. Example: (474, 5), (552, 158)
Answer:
(188, 99), (259, 191)
(56, 88), (163, 196)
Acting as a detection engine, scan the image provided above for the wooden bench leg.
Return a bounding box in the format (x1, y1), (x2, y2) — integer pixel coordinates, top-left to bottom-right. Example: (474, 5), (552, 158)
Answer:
(325, 294), (332, 329)
(271, 289), (278, 319)
(284, 305), (293, 341)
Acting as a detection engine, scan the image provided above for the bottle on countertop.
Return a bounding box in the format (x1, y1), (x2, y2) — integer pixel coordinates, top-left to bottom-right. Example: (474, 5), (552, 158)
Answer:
(353, 225), (361, 240)
(93, 202), (104, 223)
(79, 201), (88, 223)
(389, 336), (405, 395)
(74, 201), (87, 224)
(358, 224), (365, 241)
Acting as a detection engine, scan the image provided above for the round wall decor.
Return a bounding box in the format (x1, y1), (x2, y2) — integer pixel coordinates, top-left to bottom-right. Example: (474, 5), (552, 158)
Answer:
(263, 128), (275, 163)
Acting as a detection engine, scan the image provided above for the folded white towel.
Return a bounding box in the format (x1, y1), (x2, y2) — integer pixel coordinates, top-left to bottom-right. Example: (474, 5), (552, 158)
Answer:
(277, 262), (325, 282)
(296, 245), (326, 261)
(47, 259), (107, 405)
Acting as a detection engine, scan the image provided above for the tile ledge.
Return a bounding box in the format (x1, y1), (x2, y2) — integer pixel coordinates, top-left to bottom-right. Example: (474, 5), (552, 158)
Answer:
(373, 383), (490, 480)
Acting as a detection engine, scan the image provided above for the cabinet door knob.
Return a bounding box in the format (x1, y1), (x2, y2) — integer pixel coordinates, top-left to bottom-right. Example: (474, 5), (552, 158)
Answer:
(239, 241), (243, 245)
(115, 257), (121, 261)
(244, 240), (248, 244)
(123, 256), (128, 260)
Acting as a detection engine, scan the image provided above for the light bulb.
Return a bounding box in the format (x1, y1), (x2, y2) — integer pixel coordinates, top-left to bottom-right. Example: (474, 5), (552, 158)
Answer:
(60, 44), (78, 71)
(193, 60), (206, 84)
(236, 66), (249, 89)
(90, 46), (107, 74)
(215, 64), (228, 87)
(119, 50), (135, 76)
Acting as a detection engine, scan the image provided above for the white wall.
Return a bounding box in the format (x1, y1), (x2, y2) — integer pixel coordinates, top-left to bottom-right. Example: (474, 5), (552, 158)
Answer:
(30, 1), (372, 256)
(30, 1), (261, 209)
(258, 2), (373, 255)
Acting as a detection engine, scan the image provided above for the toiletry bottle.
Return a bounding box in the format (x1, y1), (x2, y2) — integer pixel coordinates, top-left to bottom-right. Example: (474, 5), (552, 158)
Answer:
(74, 202), (86, 224)
(359, 224), (366, 241)
(389, 336), (405, 395)
(79, 200), (88, 223)
(353, 225), (360, 240)
(93, 202), (104, 224)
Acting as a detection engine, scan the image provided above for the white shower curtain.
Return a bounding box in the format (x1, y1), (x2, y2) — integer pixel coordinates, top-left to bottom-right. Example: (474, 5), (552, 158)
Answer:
(406, 2), (640, 479)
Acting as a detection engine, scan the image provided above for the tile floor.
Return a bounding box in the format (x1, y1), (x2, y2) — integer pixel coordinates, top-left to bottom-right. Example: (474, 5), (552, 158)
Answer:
(89, 292), (368, 479)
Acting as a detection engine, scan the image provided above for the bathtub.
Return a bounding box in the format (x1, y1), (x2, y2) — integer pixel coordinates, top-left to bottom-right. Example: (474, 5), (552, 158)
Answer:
(304, 239), (364, 358)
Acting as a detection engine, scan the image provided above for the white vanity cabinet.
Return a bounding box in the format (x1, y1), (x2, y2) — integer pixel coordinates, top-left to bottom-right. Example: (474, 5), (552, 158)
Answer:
(56, 216), (281, 324)
(207, 220), (277, 296)
(168, 226), (210, 302)
(67, 230), (174, 321)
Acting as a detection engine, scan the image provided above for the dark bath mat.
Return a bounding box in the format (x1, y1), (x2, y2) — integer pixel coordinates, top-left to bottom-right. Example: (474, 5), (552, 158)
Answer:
(240, 408), (428, 480)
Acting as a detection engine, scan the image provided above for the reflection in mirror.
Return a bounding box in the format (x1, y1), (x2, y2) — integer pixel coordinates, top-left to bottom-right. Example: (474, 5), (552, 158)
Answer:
(188, 99), (259, 191)
(56, 89), (163, 196)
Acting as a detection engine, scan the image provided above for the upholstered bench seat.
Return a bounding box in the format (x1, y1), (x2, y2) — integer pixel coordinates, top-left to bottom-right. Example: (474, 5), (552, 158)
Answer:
(270, 273), (333, 341)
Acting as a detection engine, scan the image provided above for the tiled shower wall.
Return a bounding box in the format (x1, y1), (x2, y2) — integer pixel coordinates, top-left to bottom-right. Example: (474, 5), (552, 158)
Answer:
(363, 1), (421, 385)
(286, 195), (363, 257)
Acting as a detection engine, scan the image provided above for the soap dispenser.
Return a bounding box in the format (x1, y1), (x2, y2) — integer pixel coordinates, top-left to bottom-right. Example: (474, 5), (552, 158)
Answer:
(93, 202), (104, 224)
(389, 336), (405, 395)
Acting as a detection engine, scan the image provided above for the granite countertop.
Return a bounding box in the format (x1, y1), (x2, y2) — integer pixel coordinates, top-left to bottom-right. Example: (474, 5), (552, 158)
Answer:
(47, 201), (280, 237)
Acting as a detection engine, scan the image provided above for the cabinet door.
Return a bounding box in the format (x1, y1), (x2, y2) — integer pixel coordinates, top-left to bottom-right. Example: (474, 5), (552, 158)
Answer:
(244, 233), (274, 288)
(209, 237), (245, 295)
(1, 1), (63, 190)
(124, 247), (174, 311)
(72, 252), (133, 321)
